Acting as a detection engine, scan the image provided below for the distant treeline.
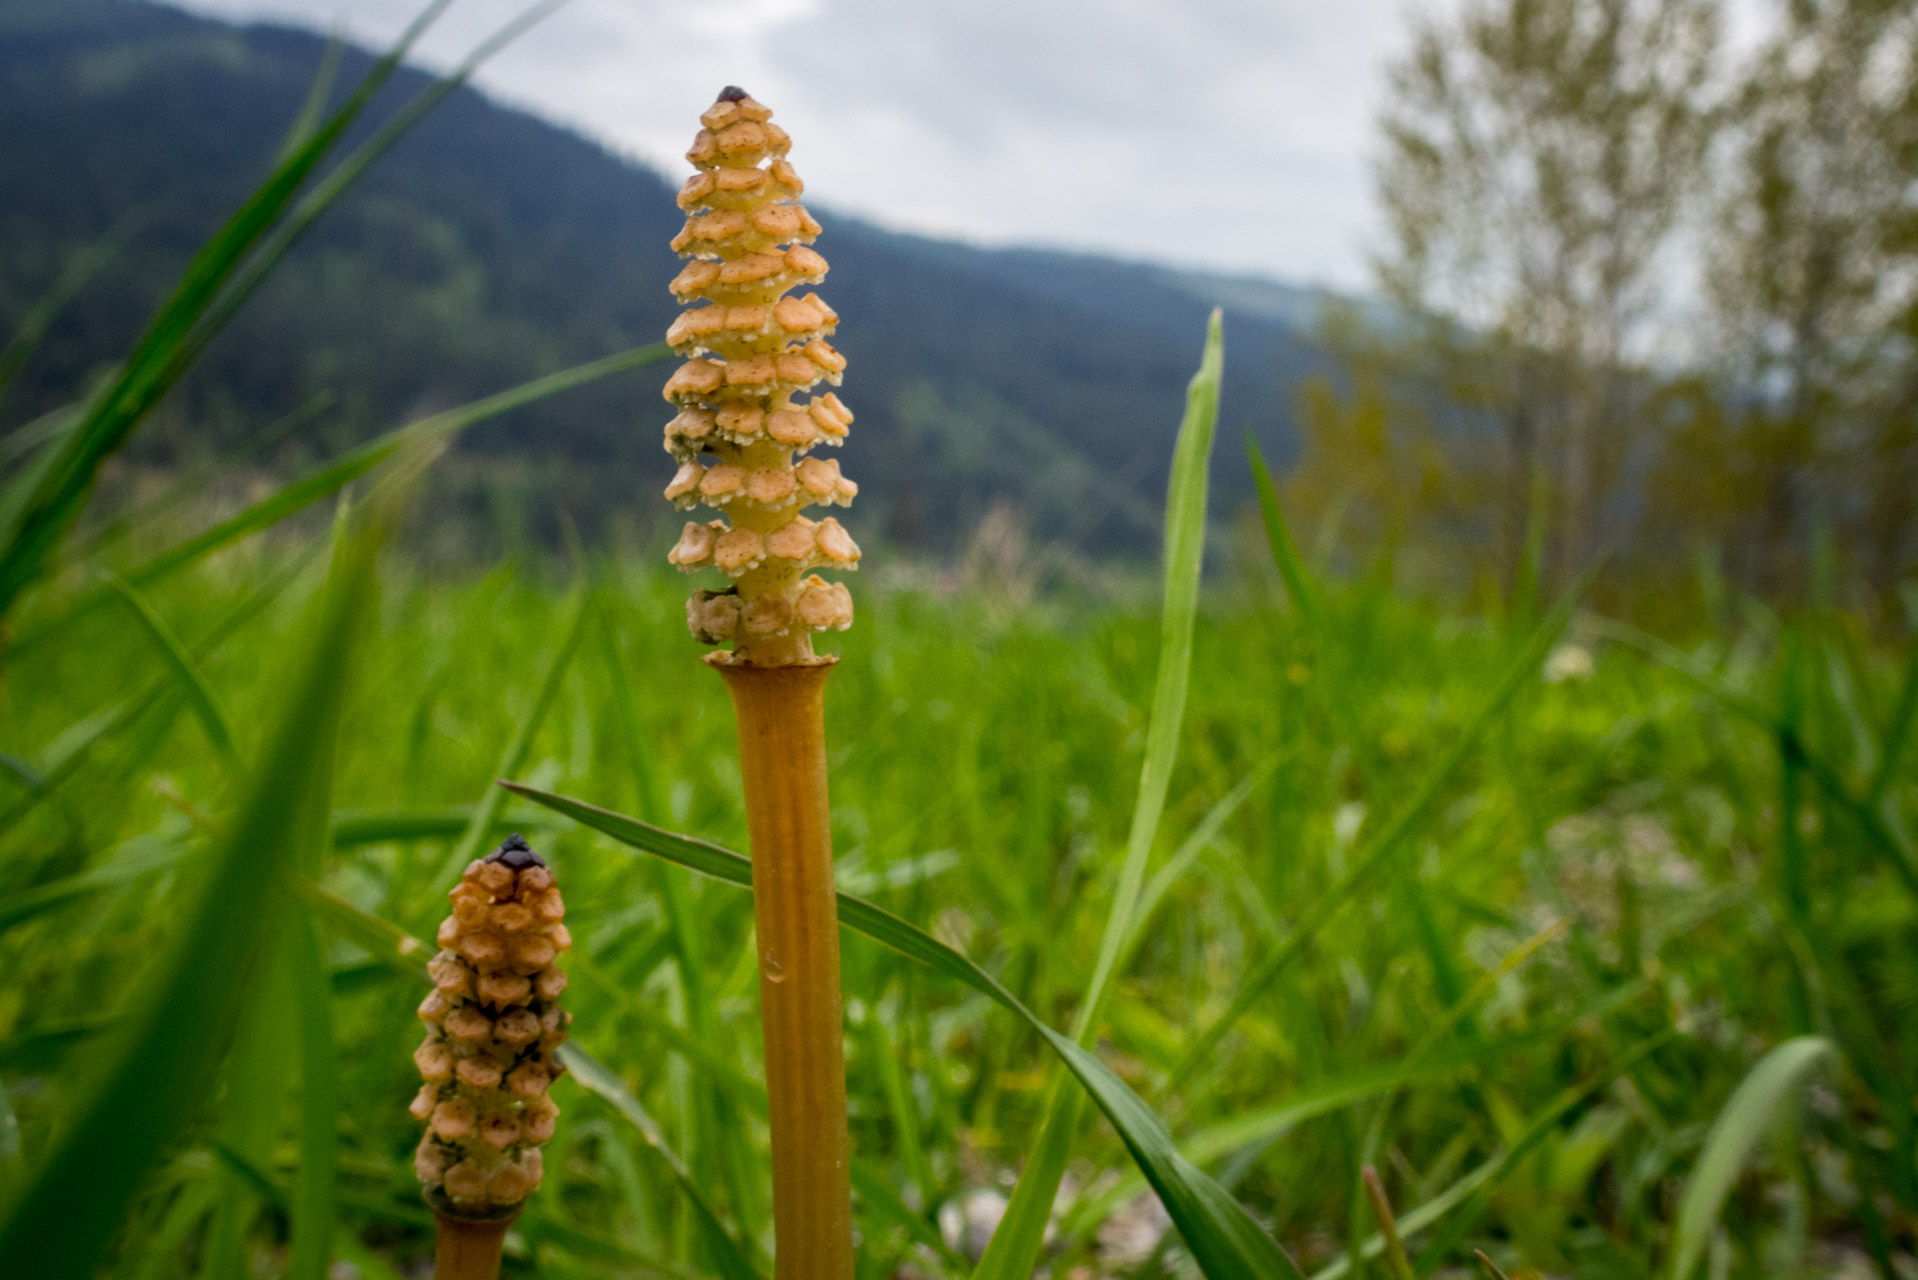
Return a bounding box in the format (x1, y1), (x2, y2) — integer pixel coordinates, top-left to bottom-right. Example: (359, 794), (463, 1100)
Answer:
(1284, 0), (1918, 611)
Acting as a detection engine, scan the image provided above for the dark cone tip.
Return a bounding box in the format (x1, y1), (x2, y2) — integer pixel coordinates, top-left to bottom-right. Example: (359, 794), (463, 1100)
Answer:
(484, 833), (545, 871)
(717, 85), (750, 102)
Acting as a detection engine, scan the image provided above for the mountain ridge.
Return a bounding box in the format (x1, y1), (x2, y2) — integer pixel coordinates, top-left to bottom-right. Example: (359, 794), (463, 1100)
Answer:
(0, 0), (1328, 556)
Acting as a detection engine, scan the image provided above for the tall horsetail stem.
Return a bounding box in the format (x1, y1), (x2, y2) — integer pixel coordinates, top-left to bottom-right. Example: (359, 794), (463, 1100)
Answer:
(411, 836), (572, 1279)
(663, 88), (857, 1277)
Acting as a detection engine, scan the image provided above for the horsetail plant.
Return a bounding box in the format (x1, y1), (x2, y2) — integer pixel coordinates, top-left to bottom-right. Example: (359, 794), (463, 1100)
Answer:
(663, 86), (858, 1278)
(412, 835), (571, 1278)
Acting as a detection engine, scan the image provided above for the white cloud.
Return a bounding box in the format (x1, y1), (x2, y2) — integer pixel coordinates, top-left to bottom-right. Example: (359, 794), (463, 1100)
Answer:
(172, 0), (1439, 289)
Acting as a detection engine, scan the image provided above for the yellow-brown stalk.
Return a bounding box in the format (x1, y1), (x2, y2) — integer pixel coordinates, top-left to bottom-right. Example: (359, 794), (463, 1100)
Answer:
(719, 662), (854, 1279)
(431, 1209), (516, 1280)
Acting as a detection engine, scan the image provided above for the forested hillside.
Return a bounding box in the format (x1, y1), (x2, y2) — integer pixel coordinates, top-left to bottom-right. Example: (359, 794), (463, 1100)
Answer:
(0, 0), (1328, 556)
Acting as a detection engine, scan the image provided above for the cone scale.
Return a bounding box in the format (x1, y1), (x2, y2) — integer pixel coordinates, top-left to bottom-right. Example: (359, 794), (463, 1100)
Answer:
(663, 88), (858, 1278)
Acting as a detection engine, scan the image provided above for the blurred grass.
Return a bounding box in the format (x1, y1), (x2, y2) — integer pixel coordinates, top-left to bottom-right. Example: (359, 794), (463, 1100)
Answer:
(1, 510), (1910, 1275)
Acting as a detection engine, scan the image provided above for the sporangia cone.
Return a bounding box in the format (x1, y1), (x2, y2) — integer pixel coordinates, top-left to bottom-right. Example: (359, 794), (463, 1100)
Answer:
(412, 835), (570, 1217)
(663, 87), (858, 667)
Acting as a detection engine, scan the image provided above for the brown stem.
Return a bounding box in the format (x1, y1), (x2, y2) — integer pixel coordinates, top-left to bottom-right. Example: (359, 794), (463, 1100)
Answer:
(432, 1209), (516, 1280)
(715, 658), (854, 1280)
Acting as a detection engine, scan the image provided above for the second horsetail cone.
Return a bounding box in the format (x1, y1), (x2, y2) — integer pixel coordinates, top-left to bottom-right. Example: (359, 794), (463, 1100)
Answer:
(412, 835), (570, 1219)
(663, 87), (859, 667)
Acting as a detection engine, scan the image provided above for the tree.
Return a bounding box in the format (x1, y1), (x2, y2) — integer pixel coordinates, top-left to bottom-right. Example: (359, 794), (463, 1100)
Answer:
(1375, 0), (1722, 586)
(1704, 0), (1918, 594)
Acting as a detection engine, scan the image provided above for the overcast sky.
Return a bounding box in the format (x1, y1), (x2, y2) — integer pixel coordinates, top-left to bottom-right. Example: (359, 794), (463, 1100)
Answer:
(173, 0), (1442, 291)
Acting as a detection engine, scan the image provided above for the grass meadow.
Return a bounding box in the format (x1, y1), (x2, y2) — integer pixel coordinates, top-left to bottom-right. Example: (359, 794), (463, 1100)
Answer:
(1, 7), (1914, 1276)
(4, 510), (1913, 1278)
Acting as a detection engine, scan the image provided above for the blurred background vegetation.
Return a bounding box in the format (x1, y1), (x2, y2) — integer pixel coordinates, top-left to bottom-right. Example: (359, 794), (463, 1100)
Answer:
(1, 0), (1915, 1278)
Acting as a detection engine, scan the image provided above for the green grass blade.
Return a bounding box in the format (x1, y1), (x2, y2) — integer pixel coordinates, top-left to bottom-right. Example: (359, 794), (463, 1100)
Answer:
(276, 31), (347, 164)
(0, 1076), (19, 1196)
(979, 306), (1223, 1280)
(69, 394), (331, 562)
(1246, 430), (1327, 635)
(163, 2), (566, 404)
(99, 571), (239, 772)
(328, 805), (559, 848)
(0, 0), (453, 618)
(1665, 1037), (1835, 1280)
(1869, 645), (1918, 805)
(202, 955), (298, 1280)
(1091, 305), (1223, 1030)
(1131, 762), (1275, 952)
(0, 401), (80, 470)
(293, 876), (432, 980)
(1167, 572), (1592, 1090)
(1361, 1167), (1416, 1280)
(504, 784), (1303, 1280)
(5, 344), (666, 659)
(286, 913), (338, 1280)
(864, 1007), (934, 1211)
(557, 1044), (764, 1280)
(434, 578), (593, 886)
(0, 501), (377, 1275)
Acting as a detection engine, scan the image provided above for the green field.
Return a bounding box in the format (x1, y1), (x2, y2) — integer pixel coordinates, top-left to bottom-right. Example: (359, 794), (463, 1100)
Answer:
(2, 6), (1915, 1275)
(3, 512), (1912, 1277)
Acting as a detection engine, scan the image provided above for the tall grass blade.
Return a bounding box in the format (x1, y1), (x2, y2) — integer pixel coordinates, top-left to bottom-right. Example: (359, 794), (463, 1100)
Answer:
(0, 0), (454, 618)
(276, 31), (347, 164)
(1131, 762), (1275, 949)
(1869, 646), (1917, 805)
(293, 877), (432, 980)
(1665, 1036), (1835, 1280)
(100, 571), (239, 773)
(1472, 1250), (1512, 1280)
(979, 306), (1224, 1280)
(68, 394), (331, 562)
(202, 955), (298, 1280)
(1247, 431), (1326, 634)
(0, 504), (377, 1275)
(1361, 1167), (1416, 1280)
(165, 1), (567, 406)
(505, 784), (1304, 1280)
(286, 914), (338, 1280)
